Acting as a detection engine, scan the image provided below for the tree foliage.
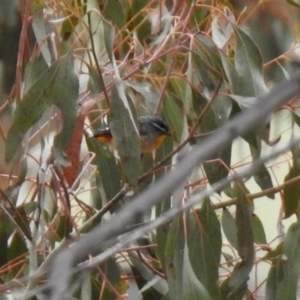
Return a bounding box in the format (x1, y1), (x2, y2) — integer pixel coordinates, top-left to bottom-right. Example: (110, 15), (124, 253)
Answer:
(1, 0), (300, 299)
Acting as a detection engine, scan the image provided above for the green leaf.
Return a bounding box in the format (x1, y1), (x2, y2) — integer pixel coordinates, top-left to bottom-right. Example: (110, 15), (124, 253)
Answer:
(110, 84), (140, 185)
(192, 35), (222, 90)
(31, 12), (52, 64)
(253, 165), (274, 199)
(102, 18), (115, 63)
(220, 52), (240, 95)
(23, 55), (48, 93)
(6, 53), (79, 164)
(262, 243), (283, 261)
(220, 277), (248, 300)
(233, 26), (268, 96)
(103, 258), (121, 286)
(266, 260), (284, 300)
(88, 138), (121, 201)
(164, 94), (183, 142)
(283, 147), (300, 218)
(130, 251), (168, 296)
(182, 243), (212, 300)
(0, 218), (9, 267)
(251, 213), (267, 244)
(131, 0), (151, 42)
(87, 65), (105, 95)
(8, 231), (27, 276)
(222, 252), (234, 268)
(165, 217), (185, 300)
(235, 183), (254, 262)
(286, 0), (300, 8)
(104, 0), (126, 29)
(192, 88), (219, 134)
(187, 199), (222, 299)
(276, 222), (300, 300)
(228, 94), (257, 109)
(126, 81), (160, 114)
(221, 183), (254, 298)
(61, 15), (79, 41)
(221, 208), (237, 249)
(203, 145), (231, 189)
(52, 53), (79, 165)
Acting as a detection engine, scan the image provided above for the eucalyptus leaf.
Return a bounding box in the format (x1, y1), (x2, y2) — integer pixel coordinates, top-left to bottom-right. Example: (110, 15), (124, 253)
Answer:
(182, 242), (213, 300)
(187, 199), (222, 299)
(266, 260), (284, 300)
(6, 53), (79, 164)
(234, 26), (268, 96)
(221, 183), (254, 298)
(251, 213), (267, 244)
(276, 222), (300, 300)
(165, 217), (184, 300)
(110, 84), (140, 185)
(221, 208), (237, 249)
(283, 147), (300, 218)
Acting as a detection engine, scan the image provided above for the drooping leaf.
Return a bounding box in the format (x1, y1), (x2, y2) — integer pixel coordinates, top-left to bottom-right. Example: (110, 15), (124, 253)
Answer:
(165, 217), (185, 300)
(228, 94), (257, 109)
(102, 18), (115, 63)
(251, 213), (267, 244)
(192, 88), (219, 134)
(131, 0), (151, 42)
(23, 55), (48, 93)
(164, 94), (183, 143)
(126, 81), (160, 114)
(8, 231), (27, 277)
(266, 260), (284, 300)
(194, 85), (231, 187)
(0, 217), (9, 267)
(61, 0), (86, 40)
(104, 0), (126, 29)
(233, 26), (268, 96)
(31, 12), (52, 65)
(221, 183), (254, 299)
(109, 84), (140, 185)
(211, 7), (235, 49)
(130, 252), (168, 297)
(92, 139), (121, 200)
(203, 145), (231, 189)
(6, 53), (79, 165)
(192, 35), (223, 91)
(220, 52), (240, 95)
(182, 242), (213, 300)
(276, 222), (300, 300)
(49, 53), (79, 166)
(253, 165), (274, 199)
(103, 257), (121, 286)
(283, 147), (300, 218)
(88, 138), (121, 202)
(87, 64), (106, 95)
(261, 243), (283, 261)
(221, 208), (237, 249)
(187, 200), (222, 299)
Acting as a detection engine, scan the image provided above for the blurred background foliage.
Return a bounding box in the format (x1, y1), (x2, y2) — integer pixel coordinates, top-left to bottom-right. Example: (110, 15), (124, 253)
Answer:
(1, 0), (300, 299)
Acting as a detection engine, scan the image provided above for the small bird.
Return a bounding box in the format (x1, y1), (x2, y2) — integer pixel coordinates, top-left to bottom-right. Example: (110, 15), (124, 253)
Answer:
(92, 116), (171, 153)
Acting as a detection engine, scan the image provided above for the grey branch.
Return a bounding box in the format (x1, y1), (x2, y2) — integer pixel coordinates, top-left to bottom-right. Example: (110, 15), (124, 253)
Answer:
(47, 72), (300, 299)
(74, 135), (300, 273)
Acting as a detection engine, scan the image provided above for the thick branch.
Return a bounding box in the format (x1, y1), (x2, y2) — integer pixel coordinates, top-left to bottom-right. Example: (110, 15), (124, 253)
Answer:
(47, 72), (300, 299)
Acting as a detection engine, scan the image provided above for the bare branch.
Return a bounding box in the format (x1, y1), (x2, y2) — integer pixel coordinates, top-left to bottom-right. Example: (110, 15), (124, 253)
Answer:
(47, 72), (300, 299)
